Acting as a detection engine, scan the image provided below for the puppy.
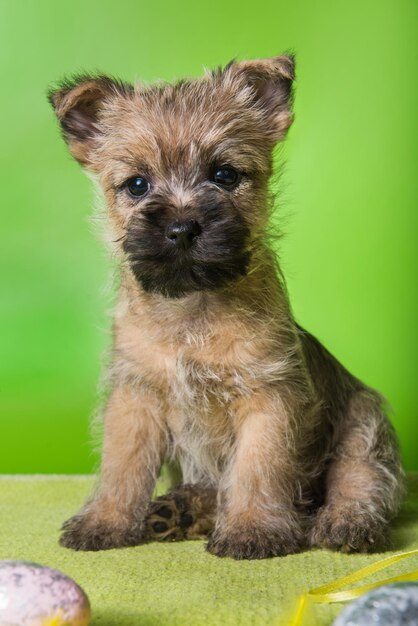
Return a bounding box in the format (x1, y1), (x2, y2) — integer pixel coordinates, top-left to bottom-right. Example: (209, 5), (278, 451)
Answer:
(49, 55), (404, 559)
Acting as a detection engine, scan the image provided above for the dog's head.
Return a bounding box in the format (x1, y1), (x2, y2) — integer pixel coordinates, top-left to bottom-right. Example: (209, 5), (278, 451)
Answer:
(49, 57), (294, 298)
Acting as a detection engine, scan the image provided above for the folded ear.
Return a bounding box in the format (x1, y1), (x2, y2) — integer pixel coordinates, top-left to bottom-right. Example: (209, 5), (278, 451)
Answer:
(48, 75), (133, 166)
(229, 55), (295, 143)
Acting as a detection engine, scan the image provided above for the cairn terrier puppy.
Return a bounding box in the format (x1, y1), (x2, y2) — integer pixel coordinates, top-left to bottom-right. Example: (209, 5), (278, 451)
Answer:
(49, 55), (403, 559)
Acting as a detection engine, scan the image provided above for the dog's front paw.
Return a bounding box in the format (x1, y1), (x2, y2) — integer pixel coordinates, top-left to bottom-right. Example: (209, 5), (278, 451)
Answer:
(309, 502), (389, 553)
(59, 513), (144, 551)
(206, 523), (304, 560)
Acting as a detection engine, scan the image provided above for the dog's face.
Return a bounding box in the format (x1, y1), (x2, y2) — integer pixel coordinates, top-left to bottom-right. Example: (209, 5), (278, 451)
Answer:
(49, 57), (294, 297)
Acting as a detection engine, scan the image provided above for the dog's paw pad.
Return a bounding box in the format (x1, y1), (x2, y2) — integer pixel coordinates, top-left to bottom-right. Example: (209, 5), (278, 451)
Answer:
(180, 512), (194, 528)
(152, 521), (169, 533)
(145, 496), (193, 541)
(155, 506), (173, 520)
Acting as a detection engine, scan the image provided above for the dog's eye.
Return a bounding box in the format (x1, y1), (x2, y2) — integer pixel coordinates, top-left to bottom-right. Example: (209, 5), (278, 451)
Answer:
(125, 176), (150, 198)
(211, 166), (239, 188)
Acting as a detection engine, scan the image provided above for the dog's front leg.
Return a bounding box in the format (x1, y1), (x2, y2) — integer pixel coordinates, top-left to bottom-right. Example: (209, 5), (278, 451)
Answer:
(207, 392), (306, 559)
(60, 384), (166, 550)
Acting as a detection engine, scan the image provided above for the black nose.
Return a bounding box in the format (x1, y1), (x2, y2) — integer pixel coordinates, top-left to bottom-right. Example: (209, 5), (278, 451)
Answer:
(165, 220), (201, 250)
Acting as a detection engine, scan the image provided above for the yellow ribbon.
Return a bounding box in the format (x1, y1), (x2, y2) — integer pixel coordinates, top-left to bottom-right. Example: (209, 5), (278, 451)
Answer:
(289, 548), (418, 626)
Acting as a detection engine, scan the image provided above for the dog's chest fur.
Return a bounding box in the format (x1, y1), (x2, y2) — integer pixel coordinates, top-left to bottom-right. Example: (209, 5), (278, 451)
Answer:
(167, 349), (254, 484)
(114, 286), (283, 483)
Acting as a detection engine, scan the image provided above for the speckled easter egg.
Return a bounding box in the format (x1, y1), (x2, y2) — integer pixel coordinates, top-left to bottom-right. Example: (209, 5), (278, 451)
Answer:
(0, 561), (91, 626)
(333, 582), (418, 626)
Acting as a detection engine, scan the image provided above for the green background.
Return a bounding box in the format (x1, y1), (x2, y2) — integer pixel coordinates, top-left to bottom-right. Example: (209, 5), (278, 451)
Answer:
(1, 0), (417, 473)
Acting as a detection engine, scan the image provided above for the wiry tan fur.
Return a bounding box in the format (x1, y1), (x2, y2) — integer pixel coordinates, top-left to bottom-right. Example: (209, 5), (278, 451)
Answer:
(49, 55), (404, 559)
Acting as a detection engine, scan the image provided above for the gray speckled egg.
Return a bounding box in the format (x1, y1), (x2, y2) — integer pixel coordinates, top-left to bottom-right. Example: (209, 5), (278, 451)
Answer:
(0, 560), (91, 626)
(333, 582), (418, 626)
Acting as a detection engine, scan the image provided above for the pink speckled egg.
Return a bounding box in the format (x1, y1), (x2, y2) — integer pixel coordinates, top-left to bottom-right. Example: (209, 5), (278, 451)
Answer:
(0, 561), (91, 626)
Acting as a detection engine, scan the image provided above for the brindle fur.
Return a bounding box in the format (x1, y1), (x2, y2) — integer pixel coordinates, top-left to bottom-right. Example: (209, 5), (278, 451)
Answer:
(49, 56), (404, 559)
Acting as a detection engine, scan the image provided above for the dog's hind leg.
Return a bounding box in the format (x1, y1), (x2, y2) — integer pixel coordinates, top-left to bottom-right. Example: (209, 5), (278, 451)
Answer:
(144, 484), (217, 541)
(309, 388), (404, 552)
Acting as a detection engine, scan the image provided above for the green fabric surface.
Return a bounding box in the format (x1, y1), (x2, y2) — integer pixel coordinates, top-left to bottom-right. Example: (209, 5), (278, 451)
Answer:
(1, 475), (417, 626)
